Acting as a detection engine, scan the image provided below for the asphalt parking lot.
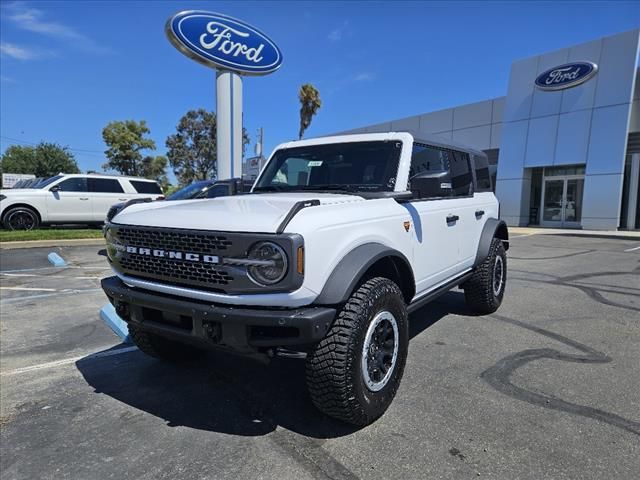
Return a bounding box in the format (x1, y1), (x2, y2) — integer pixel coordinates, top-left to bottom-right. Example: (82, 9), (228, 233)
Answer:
(1, 234), (639, 480)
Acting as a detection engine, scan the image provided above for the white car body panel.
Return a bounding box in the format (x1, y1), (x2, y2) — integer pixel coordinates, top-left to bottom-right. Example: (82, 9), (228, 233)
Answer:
(112, 193), (363, 232)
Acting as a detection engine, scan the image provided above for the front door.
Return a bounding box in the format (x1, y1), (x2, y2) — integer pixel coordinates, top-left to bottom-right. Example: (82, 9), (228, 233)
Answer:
(46, 177), (94, 223)
(541, 177), (584, 228)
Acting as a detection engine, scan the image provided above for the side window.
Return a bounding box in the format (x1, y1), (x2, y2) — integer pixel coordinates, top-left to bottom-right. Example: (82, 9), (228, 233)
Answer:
(473, 154), (492, 192)
(449, 151), (473, 197)
(410, 143), (449, 178)
(88, 178), (124, 193)
(130, 181), (162, 194)
(56, 177), (88, 192)
(205, 185), (231, 198)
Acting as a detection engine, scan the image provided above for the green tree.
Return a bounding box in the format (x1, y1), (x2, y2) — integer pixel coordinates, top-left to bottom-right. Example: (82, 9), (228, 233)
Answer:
(298, 83), (321, 139)
(166, 108), (249, 185)
(102, 120), (156, 176)
(0, 142), (79, 177)
(141, 155), (169, 190)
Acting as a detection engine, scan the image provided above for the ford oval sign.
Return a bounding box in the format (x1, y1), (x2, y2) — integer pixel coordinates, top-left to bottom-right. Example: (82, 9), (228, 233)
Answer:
(535, 62), (598, 91)
(165, 11), (282, 75)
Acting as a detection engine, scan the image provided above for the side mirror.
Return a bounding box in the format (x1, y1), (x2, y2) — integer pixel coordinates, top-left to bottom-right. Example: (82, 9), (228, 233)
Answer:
(49, 185), (61, 192)
(409, 170), (452, 199)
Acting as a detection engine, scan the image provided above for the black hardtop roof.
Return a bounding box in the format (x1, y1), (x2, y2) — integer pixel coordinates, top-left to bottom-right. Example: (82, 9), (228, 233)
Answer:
(400, 130), (487, 158)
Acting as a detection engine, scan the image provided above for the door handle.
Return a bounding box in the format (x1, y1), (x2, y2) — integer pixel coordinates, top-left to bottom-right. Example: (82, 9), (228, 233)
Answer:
(475, 210), (485, 218)
(446, 214), (459, 223)
(118, 198), (128, 201)
(79, 197), (89, 201)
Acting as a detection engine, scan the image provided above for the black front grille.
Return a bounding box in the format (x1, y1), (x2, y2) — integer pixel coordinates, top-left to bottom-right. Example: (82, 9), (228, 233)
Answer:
(108, 224), (302, 294)
(117, 227), (233, 253)
(113, 226), (236, 289)
(120, 254), (233, 286)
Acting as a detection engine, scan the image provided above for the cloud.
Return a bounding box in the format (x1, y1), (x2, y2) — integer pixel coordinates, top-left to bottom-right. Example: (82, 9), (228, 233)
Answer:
(353, 72), (375, 82)
(0, 41), (37, 60)
(2, 2), (112, 54)
(328, 21), (349, 41)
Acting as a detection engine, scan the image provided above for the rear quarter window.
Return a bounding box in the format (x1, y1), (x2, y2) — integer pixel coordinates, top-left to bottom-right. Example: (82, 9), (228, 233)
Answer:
(473, 154), (492, 192)
(130, 180), (162, 194)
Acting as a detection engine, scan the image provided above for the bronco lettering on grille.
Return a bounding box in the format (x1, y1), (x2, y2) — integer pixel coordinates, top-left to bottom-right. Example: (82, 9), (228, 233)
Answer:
(125, 246), (219, 264)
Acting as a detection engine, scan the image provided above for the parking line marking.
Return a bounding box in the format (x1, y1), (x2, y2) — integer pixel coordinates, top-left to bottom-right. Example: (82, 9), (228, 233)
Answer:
(0, 346), (138, 377)
(0, 266), (104, 274)
(1, 288), (102, 304)
(0, 287), (57, 292)
(624, 245), (640, 252)
(0, 273), (40, 277)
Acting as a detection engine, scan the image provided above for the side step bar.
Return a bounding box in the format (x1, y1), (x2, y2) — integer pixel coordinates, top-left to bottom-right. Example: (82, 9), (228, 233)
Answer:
(407, 270), (474, 314)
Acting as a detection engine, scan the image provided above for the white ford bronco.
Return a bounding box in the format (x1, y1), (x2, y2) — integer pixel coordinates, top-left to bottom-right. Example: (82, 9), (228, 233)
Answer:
(102, 132), (508, 426)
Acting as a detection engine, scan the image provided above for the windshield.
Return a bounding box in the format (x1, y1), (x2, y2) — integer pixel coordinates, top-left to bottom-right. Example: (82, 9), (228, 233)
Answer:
(254, 141), (402, 193)
(166, 181), (211, 200)
(36, 175), (64, 189)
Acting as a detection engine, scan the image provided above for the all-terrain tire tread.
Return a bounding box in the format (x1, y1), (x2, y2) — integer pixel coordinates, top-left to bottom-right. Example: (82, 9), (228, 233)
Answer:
(305, 277), (406, 426)
(463, 238), (506, 314)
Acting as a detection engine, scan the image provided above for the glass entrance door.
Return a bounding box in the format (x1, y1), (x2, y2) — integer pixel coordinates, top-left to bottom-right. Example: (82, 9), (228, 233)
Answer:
(541, 177), (584, 227)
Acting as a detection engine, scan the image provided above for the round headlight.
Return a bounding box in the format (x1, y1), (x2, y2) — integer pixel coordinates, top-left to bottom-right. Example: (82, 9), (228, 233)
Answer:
(247, 241), (288, 286)
(104, 228), (125, 261)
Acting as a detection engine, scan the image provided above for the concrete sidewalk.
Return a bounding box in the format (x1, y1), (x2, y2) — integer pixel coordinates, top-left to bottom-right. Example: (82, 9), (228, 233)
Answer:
(509, 227), (640, 240)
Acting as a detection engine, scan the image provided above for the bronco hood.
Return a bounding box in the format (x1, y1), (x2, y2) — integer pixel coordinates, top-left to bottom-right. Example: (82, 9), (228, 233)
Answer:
(111, 192), (364, 233)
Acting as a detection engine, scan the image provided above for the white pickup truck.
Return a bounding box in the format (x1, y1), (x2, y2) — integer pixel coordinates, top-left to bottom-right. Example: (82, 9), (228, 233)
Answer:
(101, 132), (509, 426)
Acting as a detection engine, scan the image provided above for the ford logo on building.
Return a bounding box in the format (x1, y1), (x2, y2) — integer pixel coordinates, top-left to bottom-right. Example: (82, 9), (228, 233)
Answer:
(535, 62), (598, 91)
(165, 11), (283, 75)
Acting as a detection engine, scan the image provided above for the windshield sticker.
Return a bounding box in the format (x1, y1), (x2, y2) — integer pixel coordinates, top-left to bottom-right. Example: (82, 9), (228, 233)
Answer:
(308, 160), (323, 167)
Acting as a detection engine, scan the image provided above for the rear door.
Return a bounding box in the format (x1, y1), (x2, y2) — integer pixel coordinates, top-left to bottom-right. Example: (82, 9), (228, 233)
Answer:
(46, 177), (94, 222)
(88, 178), (129, 222)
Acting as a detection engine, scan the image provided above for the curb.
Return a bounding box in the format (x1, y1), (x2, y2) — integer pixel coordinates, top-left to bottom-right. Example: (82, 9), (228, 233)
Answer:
(0, 238), (106, 250)
(100, 303), (131, 344)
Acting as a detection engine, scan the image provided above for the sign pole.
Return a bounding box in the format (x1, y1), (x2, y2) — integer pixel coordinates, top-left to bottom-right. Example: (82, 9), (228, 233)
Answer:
(216, 70), (243, 180)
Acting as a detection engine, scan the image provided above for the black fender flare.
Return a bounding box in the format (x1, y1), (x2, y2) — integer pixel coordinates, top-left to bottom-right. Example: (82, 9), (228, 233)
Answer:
(314, 243), (415, 305)
(474, 218), (509, 267)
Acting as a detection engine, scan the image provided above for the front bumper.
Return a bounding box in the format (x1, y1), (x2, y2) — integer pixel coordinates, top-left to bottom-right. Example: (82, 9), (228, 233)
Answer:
(101, 276), (336, 354)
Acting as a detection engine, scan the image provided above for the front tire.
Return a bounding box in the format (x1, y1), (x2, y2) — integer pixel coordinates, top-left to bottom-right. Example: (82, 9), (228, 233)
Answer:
(305, 277), (408, 426)
(463, 237), (507, 314)
(3, 206), (40, 230)
(128, 324), (203, 362)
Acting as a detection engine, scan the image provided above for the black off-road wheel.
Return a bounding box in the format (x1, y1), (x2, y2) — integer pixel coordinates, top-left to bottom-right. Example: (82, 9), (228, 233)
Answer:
(305, 277), (409, 426)
(463, 237), (507, 314)
(128, 324), (204, 362)
(3, 206), (39, 230)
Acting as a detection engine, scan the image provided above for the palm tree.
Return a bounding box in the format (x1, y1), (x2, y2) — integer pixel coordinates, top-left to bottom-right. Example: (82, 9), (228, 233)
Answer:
(298, 84), (321, 139)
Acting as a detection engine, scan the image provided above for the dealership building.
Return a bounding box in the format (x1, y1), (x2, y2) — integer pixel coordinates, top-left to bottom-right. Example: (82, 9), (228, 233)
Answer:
(342, 29), (640, 231)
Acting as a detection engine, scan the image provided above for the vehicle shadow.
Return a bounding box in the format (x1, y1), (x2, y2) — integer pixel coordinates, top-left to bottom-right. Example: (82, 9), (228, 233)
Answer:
(76, 292), (463, 439)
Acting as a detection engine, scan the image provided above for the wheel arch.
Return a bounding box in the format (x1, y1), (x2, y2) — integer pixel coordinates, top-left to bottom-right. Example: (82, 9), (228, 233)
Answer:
(314, 243), (416, 305)
(474, 218), (509, 267)
(1, 203), (43, 224)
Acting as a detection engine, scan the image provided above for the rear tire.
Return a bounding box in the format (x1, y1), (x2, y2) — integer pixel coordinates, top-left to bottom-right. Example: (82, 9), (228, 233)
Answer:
(3, 206), (40, 230)
(128, 324), (203, 362)
(463, 238), (507, 314)
(305, 277), (408, 426)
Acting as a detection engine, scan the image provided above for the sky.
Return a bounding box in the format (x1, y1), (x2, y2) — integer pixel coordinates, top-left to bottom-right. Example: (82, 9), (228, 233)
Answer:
(1, 0), (639, 182)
